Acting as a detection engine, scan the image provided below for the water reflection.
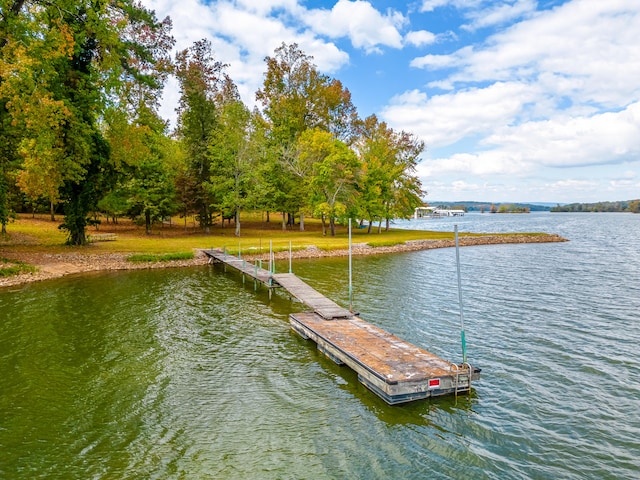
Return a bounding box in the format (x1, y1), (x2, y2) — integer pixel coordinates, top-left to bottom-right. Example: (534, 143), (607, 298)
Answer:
(2, 213), (640, 479)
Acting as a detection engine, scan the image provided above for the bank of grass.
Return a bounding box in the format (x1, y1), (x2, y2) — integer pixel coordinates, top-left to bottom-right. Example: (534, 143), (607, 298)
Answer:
(0, 257), (37, 277)
(367, 240), (406, 248)
(127, 252), (194, 263)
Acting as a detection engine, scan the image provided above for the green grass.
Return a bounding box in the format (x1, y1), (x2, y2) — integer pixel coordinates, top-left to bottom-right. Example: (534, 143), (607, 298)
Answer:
(367, 240), (406, 248)
(126, 252), (195, 263)
(0, 257), (37, 277)
(3, 213), (555, 262)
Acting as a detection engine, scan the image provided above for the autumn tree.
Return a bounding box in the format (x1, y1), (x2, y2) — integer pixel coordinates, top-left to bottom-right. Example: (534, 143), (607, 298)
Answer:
(298, 129), (360, 236)
(209, 93), (260, 237)
(355, 115), (424, 232)
(256, 43), (358, 230)
(0, 0), (174, 244)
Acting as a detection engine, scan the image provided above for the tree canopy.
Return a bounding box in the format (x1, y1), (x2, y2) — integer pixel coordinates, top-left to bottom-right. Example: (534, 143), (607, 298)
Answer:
(1, 11), (426, 240)
(0, 0), (174, 243)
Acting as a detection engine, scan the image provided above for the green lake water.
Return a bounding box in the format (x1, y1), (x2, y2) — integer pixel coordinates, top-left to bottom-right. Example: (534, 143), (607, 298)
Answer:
(1, 213), (639, 479)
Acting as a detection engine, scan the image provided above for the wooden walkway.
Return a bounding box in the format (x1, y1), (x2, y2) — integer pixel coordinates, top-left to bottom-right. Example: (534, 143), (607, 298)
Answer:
(202, 248), (480, 404)
(272, 273), (352, 319)
(204, 249), (273, 284)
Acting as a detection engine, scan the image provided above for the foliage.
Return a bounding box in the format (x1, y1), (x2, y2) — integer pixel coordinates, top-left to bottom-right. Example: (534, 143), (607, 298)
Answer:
(126, 252), (194, 263)
(551, 200), (640, 213)
(256, 43), (358, 229)
(3, 20), (427, 239)
(497, 204), (530, 213)
(354, 115), (424, 232)
(208, 99), (256, 237)
(298, 129), (361, 236)
(175, 39), (231, 233)
(0, 0), (174, 244)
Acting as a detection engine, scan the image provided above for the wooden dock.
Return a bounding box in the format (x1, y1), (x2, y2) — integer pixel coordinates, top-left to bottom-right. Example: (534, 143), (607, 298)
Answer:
(290, 313), (480, 404)
(202, 248), (480, 404)
(204, 248), (273, 284)
(272, 273), (352, 319)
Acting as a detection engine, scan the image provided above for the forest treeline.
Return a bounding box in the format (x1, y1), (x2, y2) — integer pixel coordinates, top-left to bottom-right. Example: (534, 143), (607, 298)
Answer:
(0, 1), (424, 244)
(551, 200), (640, 213)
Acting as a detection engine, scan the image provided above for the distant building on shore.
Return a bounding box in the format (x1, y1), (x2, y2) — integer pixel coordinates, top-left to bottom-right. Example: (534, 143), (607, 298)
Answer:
(414, 207), (465, 218)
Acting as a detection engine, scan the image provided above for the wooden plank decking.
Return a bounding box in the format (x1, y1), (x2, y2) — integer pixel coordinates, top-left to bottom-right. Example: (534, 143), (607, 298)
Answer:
(290, 312), (479, 404)
(272, 273), (352, 319)
(202, 248), (480, 404)
(203, 249), (273, 284)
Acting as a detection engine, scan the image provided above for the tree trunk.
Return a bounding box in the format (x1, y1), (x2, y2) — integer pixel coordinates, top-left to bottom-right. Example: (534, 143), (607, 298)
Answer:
(145, 210), (151, 235)
(367, 219), (372, 234)
(1, 223), (6, 234)
(235, 210), (241, 237)
(281, 211), (286, 231)
(50, 200), (55, 221)
(329, 217), (336, 236)
(321, 214), (326, 236)
(299, 212), (305, 231)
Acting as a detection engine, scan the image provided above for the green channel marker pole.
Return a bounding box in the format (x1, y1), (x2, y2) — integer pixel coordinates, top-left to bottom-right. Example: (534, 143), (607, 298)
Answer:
(268, 240), (274, 287)
(455, 225), (467, 364)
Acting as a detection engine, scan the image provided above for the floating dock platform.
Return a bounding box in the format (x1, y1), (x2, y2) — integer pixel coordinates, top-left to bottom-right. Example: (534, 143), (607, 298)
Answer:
(290, 312), (479, 404)
(202, 248), (480, 405)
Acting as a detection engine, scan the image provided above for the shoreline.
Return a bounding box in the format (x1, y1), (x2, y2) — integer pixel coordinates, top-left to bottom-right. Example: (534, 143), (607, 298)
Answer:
(1, 234), (567, 289)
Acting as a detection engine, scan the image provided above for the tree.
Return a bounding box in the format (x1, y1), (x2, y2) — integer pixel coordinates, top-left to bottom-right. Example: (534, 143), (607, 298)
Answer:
(256, 43), (358, 230)
(355, 115), (425, 232)
(299, 129), (360, 236)
(209, 97), (257, 237)
(175, 39), (230, 233)
(0, 0), (174, 244)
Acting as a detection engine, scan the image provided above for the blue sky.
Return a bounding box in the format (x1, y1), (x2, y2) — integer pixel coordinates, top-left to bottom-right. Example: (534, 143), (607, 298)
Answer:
(141, 0), (640, 204)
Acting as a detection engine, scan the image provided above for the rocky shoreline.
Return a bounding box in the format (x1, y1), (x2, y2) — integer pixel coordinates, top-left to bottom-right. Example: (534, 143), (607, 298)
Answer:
(0, 234), (567, 289)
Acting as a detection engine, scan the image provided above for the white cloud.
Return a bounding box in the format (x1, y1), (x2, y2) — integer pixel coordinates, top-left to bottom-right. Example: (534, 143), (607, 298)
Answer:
(141, 0), (351, 120)
(381, 82), (539, 148)
(420, 0), (449, 12)
(413, 1), (640, 108)
(303, 0), (405, 53)
(404, 30), (438, 47)
(234, 0), (300, 15)
(141, 0), (640, 202)
(483, 102), (640, 169)
(461, 0), (537, 31)
(420, 0), (482, 13)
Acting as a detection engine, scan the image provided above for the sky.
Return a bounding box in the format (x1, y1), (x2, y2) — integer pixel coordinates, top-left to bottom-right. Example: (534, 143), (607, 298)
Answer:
(140, 0), (640, 204)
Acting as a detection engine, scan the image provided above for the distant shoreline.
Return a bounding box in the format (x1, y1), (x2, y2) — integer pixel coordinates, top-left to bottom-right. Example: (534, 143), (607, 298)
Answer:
(1, 233), (567, 289)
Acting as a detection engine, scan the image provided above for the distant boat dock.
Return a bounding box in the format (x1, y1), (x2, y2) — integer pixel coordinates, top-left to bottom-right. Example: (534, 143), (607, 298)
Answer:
(414, 206), (465, 218)
(203, 248), (480, 405)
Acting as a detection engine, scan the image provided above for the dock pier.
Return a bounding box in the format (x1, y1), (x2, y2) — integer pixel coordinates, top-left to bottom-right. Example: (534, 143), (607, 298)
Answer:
(203, 248), (480, 404)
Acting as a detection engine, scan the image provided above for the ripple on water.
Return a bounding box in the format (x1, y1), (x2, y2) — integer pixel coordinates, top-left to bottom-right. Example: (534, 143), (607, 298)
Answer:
(2, 213), (640, 479)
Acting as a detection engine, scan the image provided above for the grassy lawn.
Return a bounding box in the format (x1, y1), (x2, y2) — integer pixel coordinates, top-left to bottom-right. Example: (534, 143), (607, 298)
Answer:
(1, 212), (464, 257)
(0, 212), (559, 280)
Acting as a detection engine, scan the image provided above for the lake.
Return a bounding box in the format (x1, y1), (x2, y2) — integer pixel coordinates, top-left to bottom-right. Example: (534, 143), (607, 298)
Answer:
(1, 212), (638, 479)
